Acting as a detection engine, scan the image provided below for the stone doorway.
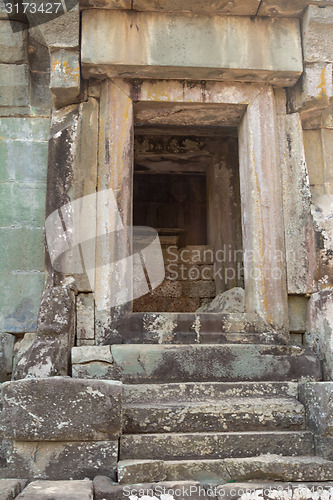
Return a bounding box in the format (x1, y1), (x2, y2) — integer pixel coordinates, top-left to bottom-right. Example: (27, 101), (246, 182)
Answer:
(132, 131), (243, 313)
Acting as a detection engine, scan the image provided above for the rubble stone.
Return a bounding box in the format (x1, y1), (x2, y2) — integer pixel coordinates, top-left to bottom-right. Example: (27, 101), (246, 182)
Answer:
(197, 287), (245, 313)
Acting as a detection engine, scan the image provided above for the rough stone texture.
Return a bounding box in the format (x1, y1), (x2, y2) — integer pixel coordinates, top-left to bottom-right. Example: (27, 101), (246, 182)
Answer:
(50, 49), (81, 108)
(12, 333), (36, 375)
(15, 480), (93, 499)
(216, 482), (333, 500)
(1, 377), (122, 441)
(29, 6), (79, 49)
(82, 11), (302, 85)
(0, 333), (15, 382)
(258, 0), (333, 17)
(0, 479), (27, 500)
(316, 435), (333, 460)
(76, 293), (95, 345)
(0, 64), (29, 107)
(197, 287), (245, 313)
(287, 63), (333, 117)
(303, 5), (333, 64)
(118, 460), (166, 484)
(299, 382), (333, 436)
(0, 117), (49, 334)
(13, 284), (75, 379)
(132, 0), (261, 15)
(6, 441), (118, 481)
(73, 344), (321, 383)
(0, 21), (27, 63)
(278, 113), (317, 294)
(123, 382), (299, 404)
(305, 289), (333, 380)
(164, 455), (333, 482)
(120, 431), (314, 460)
(123, 397), (305, 433)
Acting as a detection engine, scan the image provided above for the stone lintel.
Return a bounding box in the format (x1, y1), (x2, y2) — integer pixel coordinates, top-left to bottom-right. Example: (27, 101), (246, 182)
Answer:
(81, 11), (303, 86)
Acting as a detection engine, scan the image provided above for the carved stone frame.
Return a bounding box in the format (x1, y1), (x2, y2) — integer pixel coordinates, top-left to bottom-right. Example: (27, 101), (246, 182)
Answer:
(94, 79), (289, 344)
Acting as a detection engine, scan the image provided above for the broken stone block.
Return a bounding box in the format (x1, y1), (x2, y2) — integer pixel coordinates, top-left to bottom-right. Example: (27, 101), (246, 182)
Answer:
(50, 49), (80, 108)
(305, 289), (333, 380)
(15, 480), (93, 499)
(118, 460), (166, 484)
(13, 284), (75, 379)
(6, 441), (118, 481)
(197, 287), (245, 313)
(12, 332), (36, 375)
(299, 382), (333, 437)
(0, 479), (27, 500)
(0, 333), (15, 381)
(1, 377), (122, 441)
(72, 346), (113, 364)
(287, 62), (333, 115)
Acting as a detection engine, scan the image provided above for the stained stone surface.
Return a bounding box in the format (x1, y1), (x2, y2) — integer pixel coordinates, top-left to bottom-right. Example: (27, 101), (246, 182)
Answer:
(118, 460), (166, 484)
(6, 441), (118, 480)
(0, 333), (15, 382)
(0, 377), (122, 441)
(82, 11), (302, 85)
(299, 382), (333, 436)
(15, 480), (93, 499)
(0, 479), (27, 500)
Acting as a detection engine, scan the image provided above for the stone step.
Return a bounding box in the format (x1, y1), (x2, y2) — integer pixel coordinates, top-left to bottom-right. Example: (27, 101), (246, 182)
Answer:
(117, 455), (333, 484)
(123, 381), (299, 404)
(118, 312), (284, 344)
(206, 482), (333, 500)
(120, 431), (314, 461)
(93, 478), (333, 500)
(123, 397), (305, 433)
(72, 344), (321, 383)
(163, 455), (333, 483)
(14, 480), (93, 499)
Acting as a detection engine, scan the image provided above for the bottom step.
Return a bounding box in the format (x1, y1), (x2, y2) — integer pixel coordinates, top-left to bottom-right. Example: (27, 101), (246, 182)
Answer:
(94, 477), (333, 500)
(118, 455), (333, 484)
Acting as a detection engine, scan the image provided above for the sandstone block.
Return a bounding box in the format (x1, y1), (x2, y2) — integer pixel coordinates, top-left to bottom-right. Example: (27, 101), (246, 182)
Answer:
(1, 377), (122, 441)
(15, 480), (93, 499)
(303, 5), (333, 63)
(132, 0), (260, 15)
(72, 346), (113, 364)
(288, 296), (308, 333)
(0, 64), (29, 107)
(50, 49), (80, 108)
(316, 436), (333, 460)
(7, 441), (118, 481)
(299, 382), (333, 436)
(0, 479), (27, 500)
(118, 460), (166, 484)
(12, 333), (36, 375)
(72, 361), (120, 380)
(0, 333), (15, 381)
(287, 63), (333, 115)
(29, 6), (79, 49)
(305, 290), (333, 380)
(0, 21), (27, 63)
(82, 11), (302, 85)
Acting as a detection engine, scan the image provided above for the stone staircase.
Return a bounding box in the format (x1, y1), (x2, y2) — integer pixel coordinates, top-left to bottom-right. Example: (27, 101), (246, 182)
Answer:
(73, 341), (333, 487)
